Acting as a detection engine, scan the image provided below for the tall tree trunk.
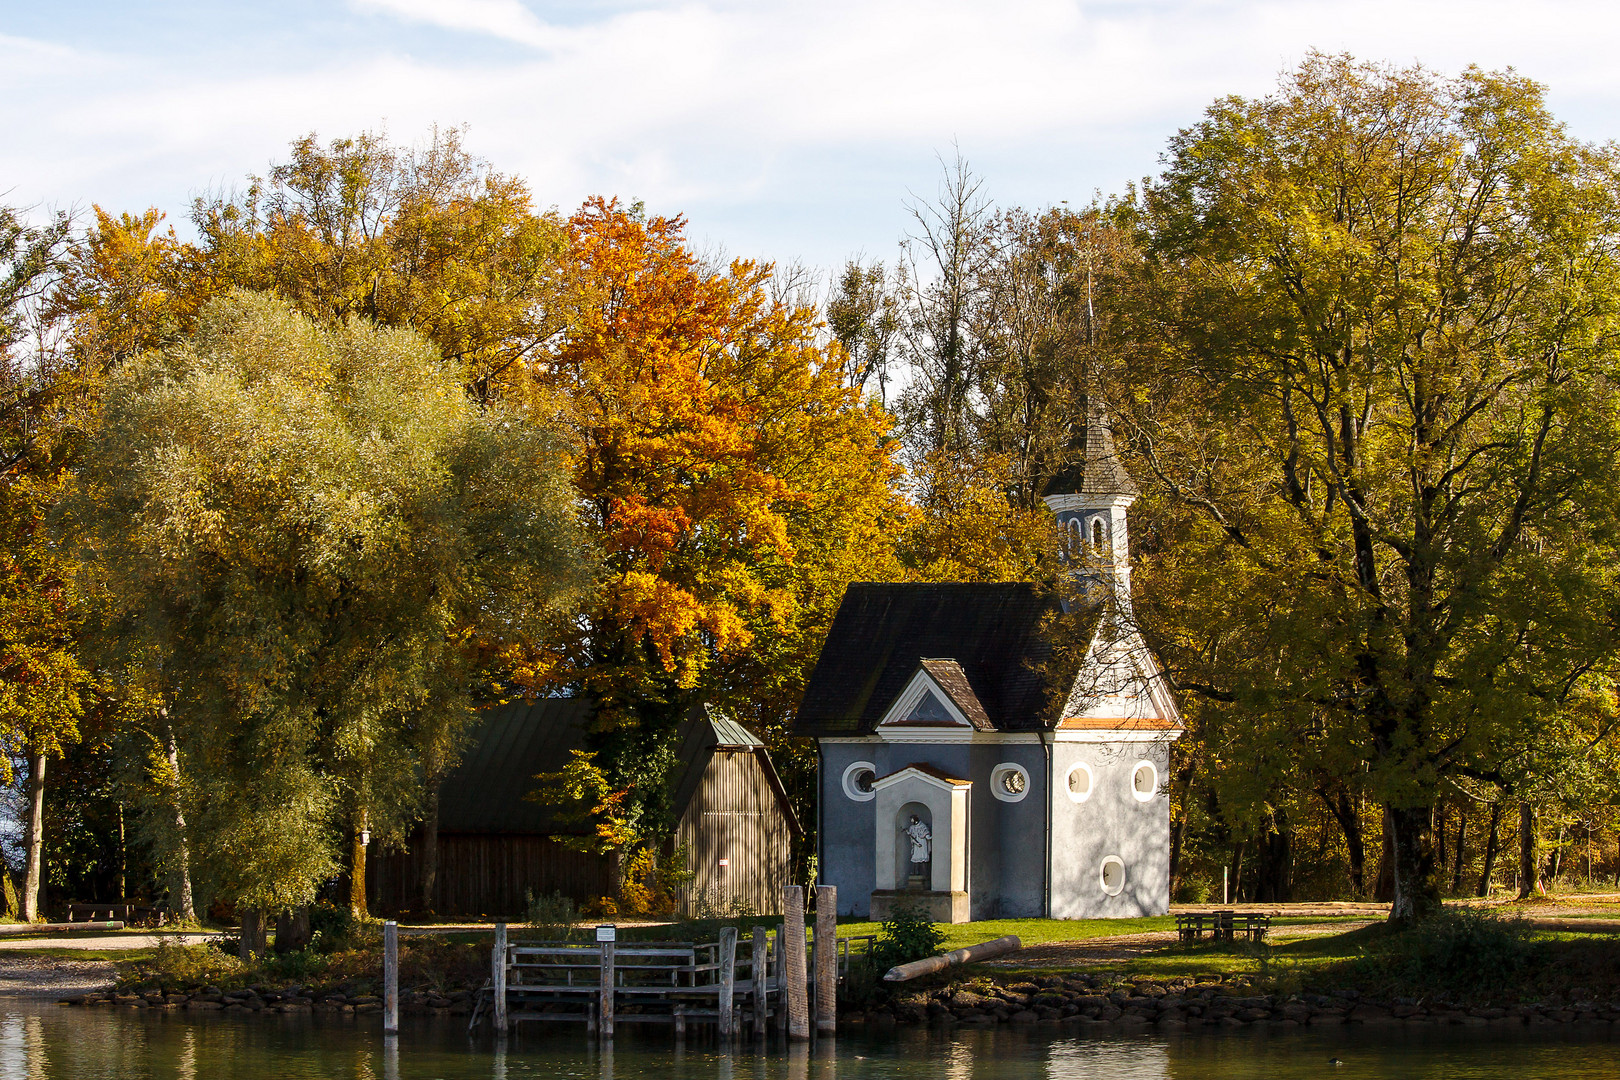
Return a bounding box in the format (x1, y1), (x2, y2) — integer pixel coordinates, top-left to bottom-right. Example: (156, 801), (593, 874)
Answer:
(162, 723), (197, 922)
(22, 752), (46, 922)
(1320, 785), (1366, 895)
(419, 785), (440, 914)
(1518, 802), (1540, 899)
(1168, 755), (1196, 894)
(349, 814), (369, 920)
(1477, 801), (1503, 897)
(238, 909), (267, 958)
(1373, 808), (1395, 902)
(117, 804), (127, 901)
(1255, 810), (1293, 902)
(274, 907), (312, 953)
(1435, 805), (1447, 877)
(1387, 804), (1440, 923)
(1230, 841), (1246, 902)
(1449, 809), (1467, 895)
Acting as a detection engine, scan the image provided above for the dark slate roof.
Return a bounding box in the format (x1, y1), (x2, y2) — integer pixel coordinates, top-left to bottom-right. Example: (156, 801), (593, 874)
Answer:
(437, 697), (595, 834)
(794, 582), (1080, 736)
(1043, 395), (1139, 499)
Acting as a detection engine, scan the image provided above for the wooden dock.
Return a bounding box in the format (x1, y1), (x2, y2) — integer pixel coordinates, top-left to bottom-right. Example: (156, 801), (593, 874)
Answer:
(472, 885), (864, 1042)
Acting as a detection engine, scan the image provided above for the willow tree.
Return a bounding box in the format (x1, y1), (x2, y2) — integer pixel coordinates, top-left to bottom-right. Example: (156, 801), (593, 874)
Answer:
(65, 292), (587, 930)
(1116, 54), (1620, 920)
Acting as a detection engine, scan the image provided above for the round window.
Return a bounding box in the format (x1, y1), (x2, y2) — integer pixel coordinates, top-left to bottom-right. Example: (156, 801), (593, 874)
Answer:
(991, 763), (1030, 803)
(1065, 762), (1094, 803)
(841, 761), (877, 802)
(1100, 856), (1126, 896)
(1131, 760), (1158, 802)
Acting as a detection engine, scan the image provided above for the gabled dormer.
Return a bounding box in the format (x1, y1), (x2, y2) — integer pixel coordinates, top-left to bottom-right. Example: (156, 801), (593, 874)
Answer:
(877, 659), (993, 734)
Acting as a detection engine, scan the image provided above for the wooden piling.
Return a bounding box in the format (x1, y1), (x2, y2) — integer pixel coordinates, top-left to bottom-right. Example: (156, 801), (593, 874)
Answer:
(752, 926), (768, 1040)
(783, 885), (809, 1040)
(492, 923), (508, 1034)
(382, 920), (399, 1035)
(814, 886), (836, 1034)
(718, 925), (738, 1039)
(598, 935), (615, 1040)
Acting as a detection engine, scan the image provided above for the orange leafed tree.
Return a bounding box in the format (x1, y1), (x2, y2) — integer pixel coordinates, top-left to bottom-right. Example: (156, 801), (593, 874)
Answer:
(519, 197), (908, 836)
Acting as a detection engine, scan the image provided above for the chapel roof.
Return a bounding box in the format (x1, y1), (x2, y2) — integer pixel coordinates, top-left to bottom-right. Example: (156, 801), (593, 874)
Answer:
(792, 582), (1098, 736)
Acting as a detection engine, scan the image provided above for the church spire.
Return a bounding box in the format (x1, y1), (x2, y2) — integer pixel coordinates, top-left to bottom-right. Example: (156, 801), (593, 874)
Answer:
(1043, 394), (1137, 596)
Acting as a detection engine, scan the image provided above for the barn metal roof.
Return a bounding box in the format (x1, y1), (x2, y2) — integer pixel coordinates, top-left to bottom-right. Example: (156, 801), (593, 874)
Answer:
(436, 697), (595, 835)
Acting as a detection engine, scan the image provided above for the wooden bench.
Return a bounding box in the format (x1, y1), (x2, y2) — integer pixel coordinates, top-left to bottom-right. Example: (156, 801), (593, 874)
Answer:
(1176, 911), (1272, 943)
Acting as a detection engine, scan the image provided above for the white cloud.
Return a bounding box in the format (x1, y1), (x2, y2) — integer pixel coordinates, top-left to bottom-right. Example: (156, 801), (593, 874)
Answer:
(351, 0), (561, 48)
(5, 1), (1620, 267)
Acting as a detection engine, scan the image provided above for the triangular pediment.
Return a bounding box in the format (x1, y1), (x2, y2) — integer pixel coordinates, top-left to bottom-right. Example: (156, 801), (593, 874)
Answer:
(878, 664), (986, 730)
(1059, 618), (1182, 730)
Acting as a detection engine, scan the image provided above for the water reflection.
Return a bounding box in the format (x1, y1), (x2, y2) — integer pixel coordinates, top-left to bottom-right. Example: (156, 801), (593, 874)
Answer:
(0, 1004), (1614, 1080)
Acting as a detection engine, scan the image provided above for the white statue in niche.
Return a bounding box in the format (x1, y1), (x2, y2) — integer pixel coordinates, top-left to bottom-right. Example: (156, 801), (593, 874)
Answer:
(904, 814), (932, 865)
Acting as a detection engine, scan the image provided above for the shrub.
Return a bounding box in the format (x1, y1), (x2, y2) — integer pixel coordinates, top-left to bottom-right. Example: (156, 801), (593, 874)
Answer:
(1370, 906), (1540, 995)
(872, 902), (945, 972)
(308, 901), (377, 954)
(1173, 876), (1212, 904)
(525, 890), (585, 940)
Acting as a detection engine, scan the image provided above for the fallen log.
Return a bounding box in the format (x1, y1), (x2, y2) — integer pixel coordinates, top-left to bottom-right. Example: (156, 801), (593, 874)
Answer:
(0, 921), (124, 934)
(883, 935), (1021, 982)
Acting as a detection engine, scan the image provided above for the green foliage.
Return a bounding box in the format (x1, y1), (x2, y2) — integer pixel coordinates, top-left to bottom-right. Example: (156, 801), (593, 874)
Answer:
(1366, 907), (1540, 995)
(64, 292), (589, 914)
(307, 901), (376, 954)
(524, 890), (584, 940)
(872, 902), (945, 971)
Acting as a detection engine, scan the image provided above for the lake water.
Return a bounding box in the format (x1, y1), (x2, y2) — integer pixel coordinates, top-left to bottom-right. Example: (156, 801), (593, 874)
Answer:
(2, 1005), (1616, 1080)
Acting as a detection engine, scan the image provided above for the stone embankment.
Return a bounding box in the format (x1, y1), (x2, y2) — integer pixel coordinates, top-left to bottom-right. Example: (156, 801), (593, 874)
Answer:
(850, 972), (1620, 1031)
(63, 985), (476, 1015)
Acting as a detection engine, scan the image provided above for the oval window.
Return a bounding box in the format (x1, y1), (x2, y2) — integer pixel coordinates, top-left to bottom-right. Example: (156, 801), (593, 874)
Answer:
(842, 761), (878, 802)
(991, 763), (1030, 803)
(1066, 762), (1094, 803)
(1131, 760), (1158, 802)
(1100, 856), (1126, 896)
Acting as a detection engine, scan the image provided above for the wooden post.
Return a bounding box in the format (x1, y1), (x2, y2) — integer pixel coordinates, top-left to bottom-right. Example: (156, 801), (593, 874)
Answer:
(783, 886), (809, 1040)
(492, 923), (508, 1034)
(718, 926), (738, 1039)
(814, 886), (836, 1034)
(598, 932), (615, 1041)
(383, 920), (399, 1035)
(752, 926), (768, 1040)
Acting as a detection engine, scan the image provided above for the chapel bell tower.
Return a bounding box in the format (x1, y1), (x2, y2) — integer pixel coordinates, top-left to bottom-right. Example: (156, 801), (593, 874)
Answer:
(1042, 396), (1138, 598)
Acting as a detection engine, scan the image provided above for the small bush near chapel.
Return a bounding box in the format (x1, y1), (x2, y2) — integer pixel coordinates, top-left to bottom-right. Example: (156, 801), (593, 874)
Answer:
(874, 902), (945, 971)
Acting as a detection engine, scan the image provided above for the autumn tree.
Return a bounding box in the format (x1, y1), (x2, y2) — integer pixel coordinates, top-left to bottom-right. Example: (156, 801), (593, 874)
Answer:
(0, 204), (102, 919)
(518, 198), (908, 852)
(64, 293), (587, 931)
(1112, 54), (1620, 920)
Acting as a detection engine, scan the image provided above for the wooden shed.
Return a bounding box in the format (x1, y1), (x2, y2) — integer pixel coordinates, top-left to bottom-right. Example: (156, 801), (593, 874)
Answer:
(367, 699), (800, 918)
(669, 709), (802, 917)
(367, 698), (614, 917)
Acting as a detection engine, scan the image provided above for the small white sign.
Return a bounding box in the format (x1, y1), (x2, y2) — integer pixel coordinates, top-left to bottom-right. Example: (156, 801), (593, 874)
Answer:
(595, 924), (617, 943)
(718, 858), (730, 867)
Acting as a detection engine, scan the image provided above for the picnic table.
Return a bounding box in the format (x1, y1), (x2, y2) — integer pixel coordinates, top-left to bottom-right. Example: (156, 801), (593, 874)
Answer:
(1175, 910), (1271, 943)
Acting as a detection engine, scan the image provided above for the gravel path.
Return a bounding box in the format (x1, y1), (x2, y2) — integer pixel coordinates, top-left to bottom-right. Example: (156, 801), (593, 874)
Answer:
(0, 955), (116, 998)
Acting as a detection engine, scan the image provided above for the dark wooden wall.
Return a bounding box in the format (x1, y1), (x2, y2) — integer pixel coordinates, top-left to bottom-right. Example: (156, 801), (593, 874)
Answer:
(368, 834), (613, 917)
(674, 749), (794, 917)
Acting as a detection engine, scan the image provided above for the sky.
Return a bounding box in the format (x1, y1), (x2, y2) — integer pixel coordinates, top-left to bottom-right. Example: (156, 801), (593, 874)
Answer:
(3, 1), (1620, 276)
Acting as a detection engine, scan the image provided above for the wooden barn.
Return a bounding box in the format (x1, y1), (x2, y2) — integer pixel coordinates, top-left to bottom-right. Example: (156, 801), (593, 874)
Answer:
(669, 709), (802, 917)
(367, 699), (800, 918)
